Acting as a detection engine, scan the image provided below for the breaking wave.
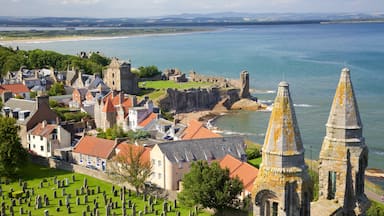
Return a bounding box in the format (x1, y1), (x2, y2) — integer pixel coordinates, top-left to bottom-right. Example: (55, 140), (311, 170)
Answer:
(294, 104), (314, 108)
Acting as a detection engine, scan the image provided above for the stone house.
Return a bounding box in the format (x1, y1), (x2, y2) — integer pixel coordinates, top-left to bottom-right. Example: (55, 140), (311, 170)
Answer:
(104, 58), (139, 94)
(70, 88), (88, 108)
(72, 135), (117, 171)
(149, 136), (246, 190)
(94, 91), (136, 131)
(220, 154), (258, 200)
(2, 96), (59, 148)
(27, 121), (71, 158)
(0, 83), (30, 100)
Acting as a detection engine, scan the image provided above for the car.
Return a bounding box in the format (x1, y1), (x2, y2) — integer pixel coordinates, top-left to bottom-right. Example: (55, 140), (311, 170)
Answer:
(85, 164), (98, 170)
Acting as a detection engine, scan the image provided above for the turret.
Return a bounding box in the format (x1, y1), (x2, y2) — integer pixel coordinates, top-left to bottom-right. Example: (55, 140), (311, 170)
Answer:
(253, 81), (311, 216)
(318, 68), (369, 215)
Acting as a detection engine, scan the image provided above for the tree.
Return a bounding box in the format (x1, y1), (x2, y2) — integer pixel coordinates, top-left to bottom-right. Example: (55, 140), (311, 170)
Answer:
(178, 160), (243, 211)
(108, 145), (152, 194)
(135, 65), (162, 78)
(48, 82), (65, 96)
(0, 116), (28, 178)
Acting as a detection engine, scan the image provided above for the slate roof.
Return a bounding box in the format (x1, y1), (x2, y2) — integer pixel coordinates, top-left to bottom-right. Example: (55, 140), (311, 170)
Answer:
(3, 98), (36, 124)
(73, 136), (116, 159)
(157, 136), (245, 163)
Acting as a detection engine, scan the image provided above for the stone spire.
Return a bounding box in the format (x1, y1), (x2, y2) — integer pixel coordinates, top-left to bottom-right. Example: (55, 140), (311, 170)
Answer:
(262, 81), (305, 171)
(325, 67), (362, 141)
(253, 81), (310, 216)
(318, 68), (369, 215)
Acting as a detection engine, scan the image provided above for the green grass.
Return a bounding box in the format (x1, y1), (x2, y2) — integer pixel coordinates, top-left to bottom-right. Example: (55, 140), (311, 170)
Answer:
(139, 81), (212, 90)
(367, 200), (384, 216)
(138, 80), (213, 102)
(0, 163), (211, 216)
(248, 157), (262, 168)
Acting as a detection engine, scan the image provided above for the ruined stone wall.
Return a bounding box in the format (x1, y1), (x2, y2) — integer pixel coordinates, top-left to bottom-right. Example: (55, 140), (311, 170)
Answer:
(159, 88), (221, 113)
(189, 71), (229, 87)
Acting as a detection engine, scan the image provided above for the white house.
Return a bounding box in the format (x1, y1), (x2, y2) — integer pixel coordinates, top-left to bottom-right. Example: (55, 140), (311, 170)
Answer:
(28, 121), (71, 158)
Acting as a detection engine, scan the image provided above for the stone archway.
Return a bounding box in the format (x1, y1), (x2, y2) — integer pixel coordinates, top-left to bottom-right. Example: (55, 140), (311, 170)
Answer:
(254, 190), (278, 216)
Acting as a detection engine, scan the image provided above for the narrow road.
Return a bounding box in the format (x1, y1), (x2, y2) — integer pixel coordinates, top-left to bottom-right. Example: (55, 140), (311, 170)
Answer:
(365, 189), (384, 204)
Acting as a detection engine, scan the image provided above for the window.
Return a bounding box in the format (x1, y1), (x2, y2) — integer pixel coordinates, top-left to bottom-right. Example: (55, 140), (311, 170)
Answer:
(28, 134), (30, 141)
(47, 142), (50, 152)
(40, 146), (44, 151)
(151, 159), (155, 165)
(158, 173), (162, 179)
(158, 160), (161, 167)
(40, 136), (43, 141)
(272, 202), (278, 216)
(328, 171), (337, 199)
(80, 154), (83, 163)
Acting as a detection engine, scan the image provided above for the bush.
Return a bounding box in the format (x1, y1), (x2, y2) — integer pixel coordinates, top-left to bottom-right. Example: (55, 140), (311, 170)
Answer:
(246, 148), (261, 160)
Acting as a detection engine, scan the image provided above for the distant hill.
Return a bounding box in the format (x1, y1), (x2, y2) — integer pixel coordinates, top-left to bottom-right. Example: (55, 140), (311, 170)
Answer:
(0, 12), (383, 27)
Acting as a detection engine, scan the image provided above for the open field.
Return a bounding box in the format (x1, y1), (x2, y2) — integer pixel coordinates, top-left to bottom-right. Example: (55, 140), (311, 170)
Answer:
(0, 163), (210, 216)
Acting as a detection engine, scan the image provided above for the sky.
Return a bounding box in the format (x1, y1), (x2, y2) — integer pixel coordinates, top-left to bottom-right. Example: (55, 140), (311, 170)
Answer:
(1, 0), (384, 18)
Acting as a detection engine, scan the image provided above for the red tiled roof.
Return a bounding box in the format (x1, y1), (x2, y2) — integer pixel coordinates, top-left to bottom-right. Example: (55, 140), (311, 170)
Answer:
(102, 92), (133, 114)
(115, 143), (151, 164)
(220, 154), (259, 192)
(139, 113), (157, 127)
(102, 96), (115, 112)
(30, 122), (56, 138)
(73, 136), (116, 159)
(181, 119), (221, 140)
(0, 84), (30, 94)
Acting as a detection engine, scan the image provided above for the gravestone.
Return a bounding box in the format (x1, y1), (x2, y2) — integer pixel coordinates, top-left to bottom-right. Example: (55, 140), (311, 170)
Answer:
(44, 209), (49, 216)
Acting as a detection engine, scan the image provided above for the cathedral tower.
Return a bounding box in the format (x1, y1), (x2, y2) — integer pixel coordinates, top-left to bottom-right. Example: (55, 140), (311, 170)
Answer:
(318, 68), (369, 215)
(253, 81), (311, 216)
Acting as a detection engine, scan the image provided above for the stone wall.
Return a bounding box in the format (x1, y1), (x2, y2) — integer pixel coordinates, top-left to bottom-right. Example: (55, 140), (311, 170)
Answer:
(189, 71), (229, 88)
(159, 87), (221, 113)
(159, 87), (241, 113)
(29, 155), (113, 184)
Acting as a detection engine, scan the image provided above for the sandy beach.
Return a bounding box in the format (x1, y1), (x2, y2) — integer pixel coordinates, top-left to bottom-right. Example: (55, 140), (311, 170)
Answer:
(0, 28), (216, 45)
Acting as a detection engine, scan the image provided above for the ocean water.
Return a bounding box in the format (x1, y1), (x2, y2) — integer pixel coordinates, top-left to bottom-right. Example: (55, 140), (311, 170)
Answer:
(4, 23), (384, 169)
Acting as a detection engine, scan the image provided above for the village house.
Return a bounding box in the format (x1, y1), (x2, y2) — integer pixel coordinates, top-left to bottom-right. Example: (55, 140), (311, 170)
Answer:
(72, 135), (117, 171)
(0, 83), (30, 99)
(2, 95), (59, 148)
(181, 119), (221, 140)
(220, 154), (258, 200)
(149, 136), (246, 190)
(27, 120), (71, 158)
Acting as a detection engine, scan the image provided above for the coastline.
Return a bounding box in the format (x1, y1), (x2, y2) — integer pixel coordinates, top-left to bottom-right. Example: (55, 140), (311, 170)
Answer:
(0, 28), (217, 45)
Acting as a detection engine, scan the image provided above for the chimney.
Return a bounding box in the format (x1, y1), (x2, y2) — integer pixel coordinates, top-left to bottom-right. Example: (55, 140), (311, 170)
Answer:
(42, 120), (47, 128)
(36, 95), (49, 110)
(131, 96), (137, 107)
(2, 91), (13, 103)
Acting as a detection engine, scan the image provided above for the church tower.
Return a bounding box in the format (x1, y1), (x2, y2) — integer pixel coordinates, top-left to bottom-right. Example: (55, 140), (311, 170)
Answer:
(318, 68), (370, 215)
(253, 81), (311, 216)
(104, 58), (139, 94)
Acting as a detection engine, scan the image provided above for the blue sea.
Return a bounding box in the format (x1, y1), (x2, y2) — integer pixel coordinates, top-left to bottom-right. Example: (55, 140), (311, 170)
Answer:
(3, 23), (384, 169)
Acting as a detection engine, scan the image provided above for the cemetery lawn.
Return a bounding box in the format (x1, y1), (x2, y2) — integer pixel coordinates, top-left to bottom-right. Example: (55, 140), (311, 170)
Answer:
(1, 163), (211, 216)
